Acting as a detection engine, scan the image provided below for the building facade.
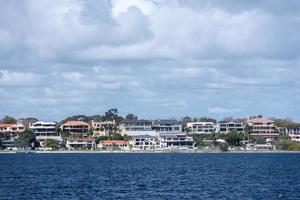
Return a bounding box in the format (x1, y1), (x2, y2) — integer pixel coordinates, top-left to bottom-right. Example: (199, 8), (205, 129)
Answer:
(132, 135), (164, 150)
(98, 140), (130, 150)
(246, 117), (279, 138)
(152, 119), (182, 134)
(217, 121), (245, 134)
(120, 119), (157, 136)
(0, 123), (25, 135)
(29, 121), (62, 146)
(92, 120), (117, 136)
(159, 134), (194, 149)
(66, 137), (95, 150)
(186, 122), (215, 134)
(60, 120), (90, 134)
(285, 127), (300, 142)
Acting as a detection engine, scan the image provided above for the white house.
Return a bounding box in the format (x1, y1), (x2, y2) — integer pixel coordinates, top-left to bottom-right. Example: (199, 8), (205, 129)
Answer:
(29, 121), (62, 146)
(186, 122), (215, 134)
(216, 120), (245, 134)
(120, 119), (157, 137)
(152, 119), (182, 134)
(158, 133), (194, 149)
(285, 127), (300, 142)
(132, 135), (165, 150)
(66, 137), (96, 150)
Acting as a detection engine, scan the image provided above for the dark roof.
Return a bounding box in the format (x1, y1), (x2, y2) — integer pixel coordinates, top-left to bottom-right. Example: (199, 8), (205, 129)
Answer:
(121, 119), (152, 125)
(218, 119), (244, 123)
(286, 126), (300, 130)
(153, 119), (180, 126)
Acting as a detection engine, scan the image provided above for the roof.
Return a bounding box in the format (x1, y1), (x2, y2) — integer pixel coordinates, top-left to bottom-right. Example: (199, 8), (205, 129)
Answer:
(246, 117), (274, 124)
(121, 119), (152, 125)
(101, 140), (129, 145)
(62, 120), (90, 126)
(286, 126), (300, 130)
(152, 119), (180, 125)
(0, 124), (15, 128)
(32, 121), (56, 126)
(218, 119), (244, 123)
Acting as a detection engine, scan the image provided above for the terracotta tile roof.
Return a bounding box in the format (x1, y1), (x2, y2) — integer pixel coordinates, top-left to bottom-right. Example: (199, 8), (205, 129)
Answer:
(62, 120), (90, 126)
(101, 140), (129, 145)
(0, 124), (15, 128)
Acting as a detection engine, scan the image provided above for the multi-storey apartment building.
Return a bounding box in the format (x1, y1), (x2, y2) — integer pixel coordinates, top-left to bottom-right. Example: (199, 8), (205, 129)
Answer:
(29, 121), (62, 146)
(120, 119), (157, 136)
(246, 117), (279, 138)
(216, 120), (245, 134)
(60, 120), (90, 134)
(152, 119), (182, 134)
(285, 127), (300, 142)
(186, 122), (215, 134)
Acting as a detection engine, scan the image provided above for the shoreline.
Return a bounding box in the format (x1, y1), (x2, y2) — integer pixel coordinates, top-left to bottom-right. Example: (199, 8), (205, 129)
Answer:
(1, 150), (300, 154)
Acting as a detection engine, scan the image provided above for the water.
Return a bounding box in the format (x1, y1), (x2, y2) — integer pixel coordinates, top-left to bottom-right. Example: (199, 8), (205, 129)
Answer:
(0, 153), (299, 200)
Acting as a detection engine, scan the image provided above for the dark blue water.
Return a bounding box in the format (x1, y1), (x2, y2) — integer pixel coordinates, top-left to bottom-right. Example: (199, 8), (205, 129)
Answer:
(0, 153), (300, 200)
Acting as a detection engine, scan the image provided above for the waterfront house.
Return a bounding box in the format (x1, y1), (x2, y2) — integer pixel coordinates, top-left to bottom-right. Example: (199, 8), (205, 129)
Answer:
(246, 117), (279, 139)
(0, 138), (16, 150)
(186, 122), (215, 134)
(98, 140), (130, 150)
(60, 120), (90, 134)
(120, 119), (157, 137)
(66, 137), (95, 150)
(92, 120), (117, 136)
(0, 123), (25, 135)
(152, 119), (182, 134)
(132, 135), (164, 150)
(158, 133), (194, 149)
(29, 121), (62, 146)
(285, 127), (300, 142)
(216, 120), (245, 134)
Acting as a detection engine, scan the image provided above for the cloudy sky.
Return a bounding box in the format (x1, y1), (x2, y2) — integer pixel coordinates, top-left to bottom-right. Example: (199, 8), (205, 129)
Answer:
(1, 0), (300, 121)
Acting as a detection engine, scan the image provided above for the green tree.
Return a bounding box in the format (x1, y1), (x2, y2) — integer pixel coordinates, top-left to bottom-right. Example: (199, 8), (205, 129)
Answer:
(43, 139), (60, 150)
(15, 129), (36, 148)
(276, 139), (294, 150)
(125, 113), (138, 120)
(253, 136), (265, 144)
(192, 134), (206, 148)
(102, 108), (123, 123)
(2, 116), (17, 124)
(224, 131), (242, 146)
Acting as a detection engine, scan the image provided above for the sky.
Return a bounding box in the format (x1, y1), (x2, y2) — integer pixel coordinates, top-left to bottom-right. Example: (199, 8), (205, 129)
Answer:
(0, 0), (300, 121)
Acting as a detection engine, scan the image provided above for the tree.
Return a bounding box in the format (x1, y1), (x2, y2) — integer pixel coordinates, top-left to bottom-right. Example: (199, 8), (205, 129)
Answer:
(192, 134), (206, 148)
(276, 139), (294, 151)
(43, 139), (60, 150)
(2, 116), (17, 124)
(125, 113), (138, 120)
(224, 131), (242, 146)
(15, 129), (36, 148)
